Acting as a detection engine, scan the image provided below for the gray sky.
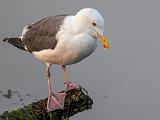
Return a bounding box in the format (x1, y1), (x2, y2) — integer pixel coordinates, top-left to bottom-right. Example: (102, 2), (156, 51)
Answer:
(1, 0), (160, 120)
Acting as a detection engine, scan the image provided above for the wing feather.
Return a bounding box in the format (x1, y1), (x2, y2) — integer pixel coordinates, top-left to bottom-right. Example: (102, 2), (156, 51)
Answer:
(22, 15), (68, 52)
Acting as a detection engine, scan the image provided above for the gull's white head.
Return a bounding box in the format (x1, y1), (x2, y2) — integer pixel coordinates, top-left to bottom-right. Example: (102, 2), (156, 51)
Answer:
(72, 8), (109, 49)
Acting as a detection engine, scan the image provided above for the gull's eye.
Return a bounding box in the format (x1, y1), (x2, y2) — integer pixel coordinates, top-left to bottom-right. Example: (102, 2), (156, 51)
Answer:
(92, 22), (97, 26)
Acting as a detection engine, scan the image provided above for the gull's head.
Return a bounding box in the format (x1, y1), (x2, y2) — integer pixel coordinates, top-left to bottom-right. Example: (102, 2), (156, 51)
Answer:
(72, 8), (109, 49)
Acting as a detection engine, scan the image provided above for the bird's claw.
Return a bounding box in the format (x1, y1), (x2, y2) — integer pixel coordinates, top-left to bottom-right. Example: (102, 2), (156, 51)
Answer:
(47, 92), (66, 112)
(64, 80), (79, 91)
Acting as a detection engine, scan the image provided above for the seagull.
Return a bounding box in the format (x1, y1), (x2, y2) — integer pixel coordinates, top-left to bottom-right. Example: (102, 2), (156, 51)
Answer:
(3, 8), (109, 112)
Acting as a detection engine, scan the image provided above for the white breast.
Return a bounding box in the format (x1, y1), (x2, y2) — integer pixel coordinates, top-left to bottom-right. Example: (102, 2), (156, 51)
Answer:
(55, 31), (98, 65)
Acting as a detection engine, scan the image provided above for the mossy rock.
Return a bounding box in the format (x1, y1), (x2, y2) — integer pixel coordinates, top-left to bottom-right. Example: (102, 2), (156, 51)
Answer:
(0, 87), (93, 120)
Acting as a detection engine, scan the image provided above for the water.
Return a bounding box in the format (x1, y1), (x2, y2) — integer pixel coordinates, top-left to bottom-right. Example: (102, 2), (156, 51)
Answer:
(1, 0), (160, 120)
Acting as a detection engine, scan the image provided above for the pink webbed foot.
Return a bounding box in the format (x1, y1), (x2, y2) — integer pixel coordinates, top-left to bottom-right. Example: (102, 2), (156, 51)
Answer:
(65, 81), (79, 91)
(47, 92), (66, 112)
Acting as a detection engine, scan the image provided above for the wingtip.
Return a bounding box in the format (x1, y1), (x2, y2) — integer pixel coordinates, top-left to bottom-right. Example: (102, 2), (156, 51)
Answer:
(2, 38), (8, 42)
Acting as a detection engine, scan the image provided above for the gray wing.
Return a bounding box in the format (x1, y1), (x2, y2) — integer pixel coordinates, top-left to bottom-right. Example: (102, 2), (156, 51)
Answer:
(22, 14), (68, 52)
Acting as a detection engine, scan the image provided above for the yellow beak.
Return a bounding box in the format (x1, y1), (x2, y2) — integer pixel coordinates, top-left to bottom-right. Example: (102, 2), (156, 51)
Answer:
(97, 33), (110, 49)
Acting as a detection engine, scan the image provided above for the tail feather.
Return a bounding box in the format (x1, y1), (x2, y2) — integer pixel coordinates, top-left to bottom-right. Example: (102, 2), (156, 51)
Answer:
(3, 37), (26, 51)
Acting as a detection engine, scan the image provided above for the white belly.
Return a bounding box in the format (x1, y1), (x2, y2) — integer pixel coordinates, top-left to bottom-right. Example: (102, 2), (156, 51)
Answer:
(32, 33), (97, 65)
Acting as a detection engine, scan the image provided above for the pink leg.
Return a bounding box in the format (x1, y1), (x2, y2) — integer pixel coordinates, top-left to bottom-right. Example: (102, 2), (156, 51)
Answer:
(46, 64), (66, 112)
(61, 65), (78, 91)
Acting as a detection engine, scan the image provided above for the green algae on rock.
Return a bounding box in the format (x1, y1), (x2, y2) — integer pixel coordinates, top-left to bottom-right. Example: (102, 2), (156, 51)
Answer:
(0, 87), (93, 120)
